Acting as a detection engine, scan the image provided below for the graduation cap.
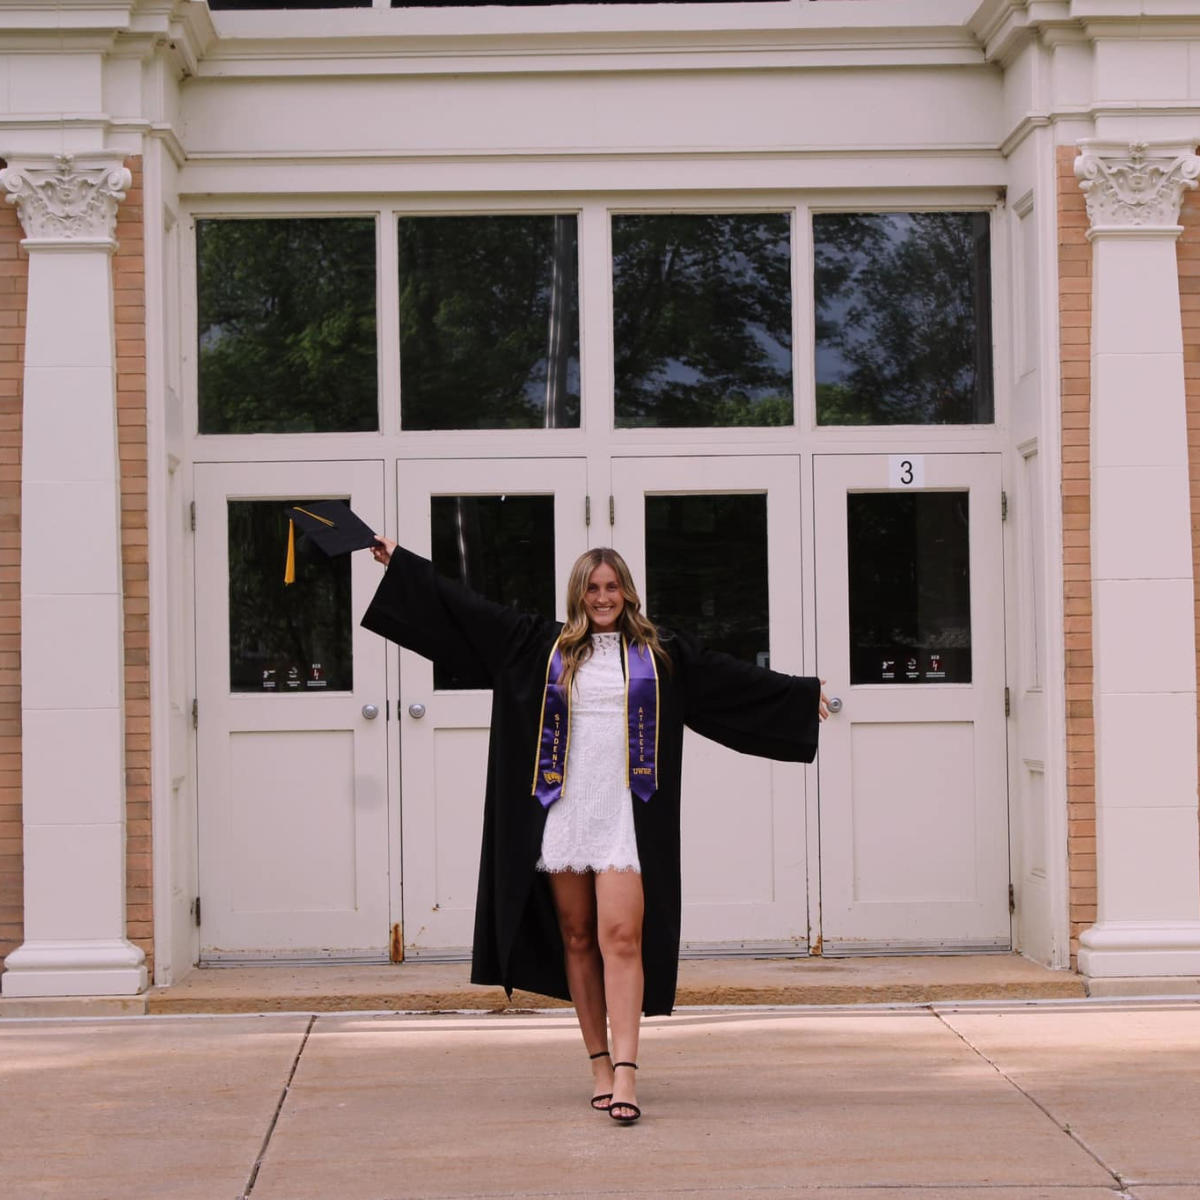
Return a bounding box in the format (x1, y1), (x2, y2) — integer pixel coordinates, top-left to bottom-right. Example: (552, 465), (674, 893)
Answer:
(284, 500), (378, 584)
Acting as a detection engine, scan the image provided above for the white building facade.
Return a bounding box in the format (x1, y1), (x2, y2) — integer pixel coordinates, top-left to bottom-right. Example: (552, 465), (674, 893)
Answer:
(2, 0), (1199, 997)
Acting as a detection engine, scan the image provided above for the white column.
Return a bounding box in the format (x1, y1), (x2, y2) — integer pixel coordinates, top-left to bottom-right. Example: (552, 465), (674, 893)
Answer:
(1075, 140), (1200, 979)
(0, 153), (145, 996)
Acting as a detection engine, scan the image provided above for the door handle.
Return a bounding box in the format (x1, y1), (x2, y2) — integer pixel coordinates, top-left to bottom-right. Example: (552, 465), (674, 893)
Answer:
(827, 697), (843, 714)
(362, 704), (380, 720)
(408, 702), (427, 720)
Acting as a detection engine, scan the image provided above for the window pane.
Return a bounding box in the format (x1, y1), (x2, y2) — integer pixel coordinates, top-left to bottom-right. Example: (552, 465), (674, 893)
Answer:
(613, 214), (793, 428)
(228, 500), (353, 693)
(197, 218), (378, 435)
(644, 494), (769, 664)
(848, 492), (971, 685)
(814, 212), (994, 425)
(398, 216), (580, 430)
(430, 495), (556, 688)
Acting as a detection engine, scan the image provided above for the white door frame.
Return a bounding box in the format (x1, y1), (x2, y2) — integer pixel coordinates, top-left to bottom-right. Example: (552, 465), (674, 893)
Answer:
(612, 454), (812, 951)
(394, 457), (589, 958)
(814, 451), (1011, 954)
(194, 460), (391, 961)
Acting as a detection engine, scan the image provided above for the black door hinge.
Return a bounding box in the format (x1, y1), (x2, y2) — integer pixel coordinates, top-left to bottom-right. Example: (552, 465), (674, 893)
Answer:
(1008, 884), (1015, 915)
(190, 500), (196, 532)
(192, 698), (198, 729)
(192, 896), (201, 927)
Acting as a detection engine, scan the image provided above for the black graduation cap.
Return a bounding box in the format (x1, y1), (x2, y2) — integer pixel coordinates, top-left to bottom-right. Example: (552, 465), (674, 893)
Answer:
(284, 500), (378, 584)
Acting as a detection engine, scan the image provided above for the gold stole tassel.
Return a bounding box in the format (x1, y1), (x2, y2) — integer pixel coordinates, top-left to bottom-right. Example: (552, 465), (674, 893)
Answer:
(284, 518), (296, 585)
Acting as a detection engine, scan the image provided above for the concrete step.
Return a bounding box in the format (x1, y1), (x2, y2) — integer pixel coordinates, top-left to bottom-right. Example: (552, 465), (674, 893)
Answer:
(125, 953), (1089, 1015)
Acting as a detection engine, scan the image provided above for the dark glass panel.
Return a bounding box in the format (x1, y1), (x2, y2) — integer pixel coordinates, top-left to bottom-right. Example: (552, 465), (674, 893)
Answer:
(613, 213), (792, 428)
(814, 212), (994, 426)
(197, 218), (378, 434)
(228, 500), (353, 693)
(398, 216), (580, 430)
(644, 494), (769, 664)
(430, 495), (556, 688)
(848, 492), (971, 685)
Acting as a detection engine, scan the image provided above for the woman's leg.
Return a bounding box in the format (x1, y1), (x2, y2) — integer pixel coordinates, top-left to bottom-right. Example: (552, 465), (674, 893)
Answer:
(547, 870), (613, 1102)
(594, 869), (645, 1117)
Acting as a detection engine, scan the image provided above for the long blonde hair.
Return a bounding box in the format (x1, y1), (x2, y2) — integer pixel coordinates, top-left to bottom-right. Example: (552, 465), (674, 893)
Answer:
(557, 548), (670, 694)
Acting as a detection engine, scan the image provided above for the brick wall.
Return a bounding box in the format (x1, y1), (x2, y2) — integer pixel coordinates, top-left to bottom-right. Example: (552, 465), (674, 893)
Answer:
(1057, 144), (1097, 965)
(0, 157), (151, 977)
(0, 178), (26, 968)
(116, 158), (152, 977)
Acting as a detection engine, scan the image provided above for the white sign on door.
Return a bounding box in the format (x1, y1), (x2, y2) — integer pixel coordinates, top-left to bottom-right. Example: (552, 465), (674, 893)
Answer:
(888, 455), (926, 488)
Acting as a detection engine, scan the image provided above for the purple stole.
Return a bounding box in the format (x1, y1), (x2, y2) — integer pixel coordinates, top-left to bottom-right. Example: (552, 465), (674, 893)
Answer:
(532, 636), (660, 808)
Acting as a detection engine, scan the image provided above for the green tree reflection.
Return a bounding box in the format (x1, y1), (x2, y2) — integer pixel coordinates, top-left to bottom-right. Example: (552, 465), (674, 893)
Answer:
(197, 218), (378, 434)
(613, 214), (793, 428)
(814, 212), (993, 425)
(398, 215), (580, 430)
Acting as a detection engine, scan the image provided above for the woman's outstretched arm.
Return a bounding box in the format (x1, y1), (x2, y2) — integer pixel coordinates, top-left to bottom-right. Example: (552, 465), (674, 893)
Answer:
(361, 538), (554, 685)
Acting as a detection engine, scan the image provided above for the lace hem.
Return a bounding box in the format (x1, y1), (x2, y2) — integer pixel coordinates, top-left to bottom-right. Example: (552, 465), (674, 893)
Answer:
(535, 859), (641, 875)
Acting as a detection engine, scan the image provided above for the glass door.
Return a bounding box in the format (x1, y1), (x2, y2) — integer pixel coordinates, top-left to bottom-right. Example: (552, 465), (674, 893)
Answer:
(395, 458), (588, 957)
(814, 453), (1010, 953)
(611, 456), (809, 951)
(194, 461), (389, 960)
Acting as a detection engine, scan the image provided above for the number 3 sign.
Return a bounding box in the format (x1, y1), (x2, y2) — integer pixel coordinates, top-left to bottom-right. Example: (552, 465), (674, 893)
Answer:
(888, 455), (925, 488)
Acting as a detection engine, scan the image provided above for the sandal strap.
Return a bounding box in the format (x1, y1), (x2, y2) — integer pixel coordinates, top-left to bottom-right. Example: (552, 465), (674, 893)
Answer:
(589, 1050), (611, 1060)
(612, 1061), (638, 1070)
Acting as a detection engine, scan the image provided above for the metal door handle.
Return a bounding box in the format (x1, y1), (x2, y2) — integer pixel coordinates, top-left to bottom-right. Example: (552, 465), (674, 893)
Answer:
(827, 697), (843, 714)
(408, 702), (427, 719)
(362, 704), (380, 720)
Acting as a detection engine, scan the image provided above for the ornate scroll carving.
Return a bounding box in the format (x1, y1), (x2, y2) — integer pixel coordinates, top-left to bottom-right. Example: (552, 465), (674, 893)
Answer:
(0, 154), (131, 243)
(1075, 141), (1200, 232)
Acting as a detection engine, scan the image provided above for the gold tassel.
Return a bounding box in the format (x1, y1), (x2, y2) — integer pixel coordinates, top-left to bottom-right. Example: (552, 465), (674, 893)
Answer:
(284, 518), (296, 585)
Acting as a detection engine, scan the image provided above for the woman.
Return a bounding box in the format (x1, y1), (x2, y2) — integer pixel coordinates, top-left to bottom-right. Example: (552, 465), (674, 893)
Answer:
(363, 540), (827, 1124)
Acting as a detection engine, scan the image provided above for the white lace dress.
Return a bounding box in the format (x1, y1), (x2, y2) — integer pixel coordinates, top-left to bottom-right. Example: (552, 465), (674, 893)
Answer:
(536, 632), (641, 874)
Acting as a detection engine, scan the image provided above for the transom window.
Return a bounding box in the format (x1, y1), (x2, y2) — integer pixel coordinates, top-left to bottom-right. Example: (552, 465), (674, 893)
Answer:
(397, 215), (580, 431)
(813, 211), (993, 426)
(612, 213), (793, 429)
(194, 208), (994, 434)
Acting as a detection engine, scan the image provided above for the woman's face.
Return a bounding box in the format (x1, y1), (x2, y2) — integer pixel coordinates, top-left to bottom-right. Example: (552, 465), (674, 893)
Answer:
(584, 562), (625, 633)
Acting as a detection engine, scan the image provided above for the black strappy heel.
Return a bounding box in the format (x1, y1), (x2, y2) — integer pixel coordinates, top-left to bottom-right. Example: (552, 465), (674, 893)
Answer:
(589, 1050), (613, 1110)
(609, 1061), (641, 1124)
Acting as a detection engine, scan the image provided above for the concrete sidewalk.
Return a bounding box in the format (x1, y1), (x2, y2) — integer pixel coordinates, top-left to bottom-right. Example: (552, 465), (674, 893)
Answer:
(3, 998), (1199, 1200)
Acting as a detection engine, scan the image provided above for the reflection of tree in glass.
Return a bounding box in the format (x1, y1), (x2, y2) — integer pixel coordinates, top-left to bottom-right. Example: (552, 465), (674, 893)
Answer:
(430, 495), (556, 688)
(228, 502), (353, 693)
(645, 495), (769, 664)
(613, 214), (792, 428)
(398, 216), (580, 430)
(814, 212), (993, 426)
(198, 219), (378, 434)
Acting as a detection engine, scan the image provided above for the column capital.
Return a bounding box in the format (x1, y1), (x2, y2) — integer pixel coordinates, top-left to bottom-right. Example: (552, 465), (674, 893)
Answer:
(0, 153), (132, 247)
(1074, 140), (1200, 236)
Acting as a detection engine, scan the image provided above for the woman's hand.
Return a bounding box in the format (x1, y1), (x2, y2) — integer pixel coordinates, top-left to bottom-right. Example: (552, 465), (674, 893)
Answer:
(371, 536), (396, 567)
(818, 680), (830, 722)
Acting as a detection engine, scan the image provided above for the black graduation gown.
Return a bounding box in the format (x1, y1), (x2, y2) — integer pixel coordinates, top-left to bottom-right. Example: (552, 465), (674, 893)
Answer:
(361, 546), (822, 1016)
